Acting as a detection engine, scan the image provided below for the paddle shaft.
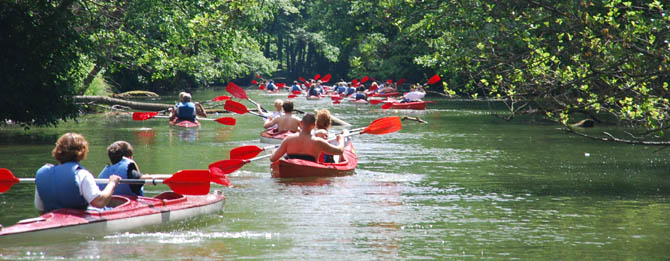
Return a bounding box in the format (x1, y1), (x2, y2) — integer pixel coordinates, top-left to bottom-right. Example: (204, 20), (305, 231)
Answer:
(152, 115), (218, 121)
(16, 178), (172, 185)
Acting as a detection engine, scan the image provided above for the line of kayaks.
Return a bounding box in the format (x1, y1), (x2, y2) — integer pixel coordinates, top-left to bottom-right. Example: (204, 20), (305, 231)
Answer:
(0, 191), (224, 243)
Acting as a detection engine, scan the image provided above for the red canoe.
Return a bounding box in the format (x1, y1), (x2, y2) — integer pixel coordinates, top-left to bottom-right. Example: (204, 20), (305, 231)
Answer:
(271, 140), (358, 178)
(388, 101), (427, 110)
(370, 92), (399, 97)
(170, 119), (201, 128)
(260, 128), (296, 144)
(0, 191), (224, 243)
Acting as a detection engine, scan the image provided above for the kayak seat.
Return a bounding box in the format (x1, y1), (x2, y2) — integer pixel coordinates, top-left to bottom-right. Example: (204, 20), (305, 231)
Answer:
(107, 196), (131, 208)
(155, 191), (187, 206)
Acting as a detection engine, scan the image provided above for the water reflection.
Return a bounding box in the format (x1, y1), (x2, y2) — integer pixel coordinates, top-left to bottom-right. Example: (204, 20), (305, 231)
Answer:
(133, 128), (157, 145)
(168, 127), (199, 142)
(276, 177), (333, 187)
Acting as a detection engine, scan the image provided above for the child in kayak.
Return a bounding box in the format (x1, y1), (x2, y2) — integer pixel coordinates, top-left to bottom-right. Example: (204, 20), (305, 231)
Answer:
(270, 113), (346, 163)
(35, 133), (121, 214)
(98, 141), (163, 196)
(263, 100), (301, 132)
(315, 109), (338, 163)
(168, 92), (207, 123)
(259, 99), (284, 129)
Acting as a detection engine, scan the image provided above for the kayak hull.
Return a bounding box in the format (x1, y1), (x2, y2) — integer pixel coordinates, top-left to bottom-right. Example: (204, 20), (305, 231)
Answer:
(0, 191), (224, 243)
(170, 119), (201, 128)
(271, 141), (357, 178)
(389, 101), (427, 110)
(260, 128), (295, 144)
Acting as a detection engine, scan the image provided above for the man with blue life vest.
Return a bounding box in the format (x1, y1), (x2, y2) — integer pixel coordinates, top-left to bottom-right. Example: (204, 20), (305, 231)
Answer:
(98, 141), (162, 196)
(290, 81), (302, 93)
(35, 133), (121, 214)
(266, 80), (277, 91)
(168, 92), (207, 123)
(334, 82), (347, 95)
(354, 86), (368, 101)
(307, 83), (321, 97)
(345, 83), (356, 96)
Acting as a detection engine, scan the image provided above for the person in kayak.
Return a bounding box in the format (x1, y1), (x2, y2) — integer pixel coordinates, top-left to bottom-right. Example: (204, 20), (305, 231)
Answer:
(378, 83), (397, 94)
(334, 82), (347, 95)
(259, 99), (284, 129)
(35, 133), (121, 214)
(307, 83), (322, 97)
(345, 83), (356, 96)
(315, 109), (338, 163)
(168, 92), (207, 123)
(290, 81), (302, 93)
(401, 84), (426, 102)
(98, 141), (162, 196)
(270, 113), (347, 163)
(266, 80), (277, 92)
(263, 100), (301, 132)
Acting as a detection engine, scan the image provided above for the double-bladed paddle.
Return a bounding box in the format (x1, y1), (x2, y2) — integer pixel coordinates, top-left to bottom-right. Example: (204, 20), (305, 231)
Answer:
(224, 100), (265, 118)
(0, 168), (227, 195)
(131, 112), (236, 126)
(214, 116), (402, 173)
(225, 82), (269, 113)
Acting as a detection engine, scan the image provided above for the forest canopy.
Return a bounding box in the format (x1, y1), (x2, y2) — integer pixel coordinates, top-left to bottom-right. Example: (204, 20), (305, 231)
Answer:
(1, 0), (669, 144)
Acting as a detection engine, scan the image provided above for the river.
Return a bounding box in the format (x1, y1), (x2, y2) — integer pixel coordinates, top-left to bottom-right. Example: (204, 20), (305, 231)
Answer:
(1, 88), (669, 259)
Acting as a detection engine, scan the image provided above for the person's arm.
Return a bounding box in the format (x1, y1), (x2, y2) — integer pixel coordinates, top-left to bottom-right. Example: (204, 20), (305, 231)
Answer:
(270, 141), (288, 162)
(83, 173), (121, 208)
(318, 134), (345, 155)
(195, 103), (207, 118)
(34, 190), (45, 214)
(264, 117), (279, 129)
(168, 107), (177, 121)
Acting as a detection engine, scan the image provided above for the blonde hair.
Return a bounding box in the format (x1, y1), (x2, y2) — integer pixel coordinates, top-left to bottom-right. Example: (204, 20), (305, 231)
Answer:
(273, 99), (284, 111)
(316, 109), (331, 130)
(52, 133), (89, 163)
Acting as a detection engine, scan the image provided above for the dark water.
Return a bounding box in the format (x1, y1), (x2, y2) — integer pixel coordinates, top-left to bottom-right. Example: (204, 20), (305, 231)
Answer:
(1, 89), (669, 259)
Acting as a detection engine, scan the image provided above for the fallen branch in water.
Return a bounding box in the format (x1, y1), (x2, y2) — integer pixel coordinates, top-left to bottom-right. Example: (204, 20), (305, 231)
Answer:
(400, 116), (427, 124)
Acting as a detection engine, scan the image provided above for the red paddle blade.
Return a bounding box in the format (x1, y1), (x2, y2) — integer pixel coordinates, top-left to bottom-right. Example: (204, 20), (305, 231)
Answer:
(209, 159), (247, 175)
(381, 102), (394, 110)
(314, 74), (321, 80)
(292, 90), (302, 95)
(299, 76), (306, 83)
(210, 170), (231, 187)
(361, 76), (369, 83)
(259, 84), (266, 90)
(427, 74), (441, 85)
(321, 74), (331, 83)
(368, 84), (379, 92)
(230, 145), (264, 160)
(362, 116), (402, 135)
(277, 83), (286, 88)
(251, 80), (258, 84)
(387, 79), (393, 84)
(132, 112), (159, 121)
(215, 117), (236, 125)
(288, 94), (297, 99)
(226, 82), (248, 100)
(164, 170), (210, 195)
(0, 168), (19, 193)
(397, 78), (406, 86)
(256, 74), (262, 79)
(330, 95), (343, 101)
(212, 95), (231, 102)
(369, 99), (384, 105)
(333, 100), (341, 104)
(224, 100), (249, 114)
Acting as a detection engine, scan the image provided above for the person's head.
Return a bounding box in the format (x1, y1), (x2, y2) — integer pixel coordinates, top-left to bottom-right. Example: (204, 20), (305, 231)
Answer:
(181, 93), (192, 103)
(293, 81), (298, 84)
(273, 99), (284, 111)
(282, 100), (294, 113)
(316, 109), (331, 130)
(371, 82), (378, 87)
(300, 113), (316, 131)
(52, 133), (89, 163)
(107, 141), (133, 164)
(178, 92), (187, 101)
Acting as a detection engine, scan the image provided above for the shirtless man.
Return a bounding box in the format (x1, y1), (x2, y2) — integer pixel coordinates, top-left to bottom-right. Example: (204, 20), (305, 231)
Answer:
(270, 113), (347, 163)
(263, 100), (300, 132)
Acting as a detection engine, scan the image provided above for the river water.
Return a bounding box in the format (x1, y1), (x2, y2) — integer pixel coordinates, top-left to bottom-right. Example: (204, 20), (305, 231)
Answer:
(1, 89), (669, 259)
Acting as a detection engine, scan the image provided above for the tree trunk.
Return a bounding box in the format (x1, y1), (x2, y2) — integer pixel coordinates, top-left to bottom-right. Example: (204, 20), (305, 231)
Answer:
(75, 96), (172, 111)
(277, 33), (283, 70)
(79, 64), (102, 95)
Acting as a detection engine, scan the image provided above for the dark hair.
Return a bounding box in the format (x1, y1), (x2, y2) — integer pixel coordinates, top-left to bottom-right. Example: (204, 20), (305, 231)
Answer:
(282, 100), (294, 113)
(302, 113), (316, 126)
(52, 133), (89, 163)
(107, 141), (133, 164)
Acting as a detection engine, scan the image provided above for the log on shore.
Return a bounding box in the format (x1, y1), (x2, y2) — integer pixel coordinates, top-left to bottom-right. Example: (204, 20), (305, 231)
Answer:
(75, 96), (172, 111)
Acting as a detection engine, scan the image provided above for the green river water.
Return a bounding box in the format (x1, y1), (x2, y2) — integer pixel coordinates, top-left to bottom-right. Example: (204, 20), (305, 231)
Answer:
(1, 88), (669, 259)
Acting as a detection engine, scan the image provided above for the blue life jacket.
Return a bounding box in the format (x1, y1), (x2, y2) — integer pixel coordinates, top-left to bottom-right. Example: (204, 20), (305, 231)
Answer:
(308, 88), (320, 97)
(98, 157), (143, 196)
(336, 86), (346, 94)
(177, 102), (196, 121)
(291, 85), (301, 92)
(355, 93), (367, 100)
(267, 83), (277, 91)
(35, 162), (90, 212)
(346, 87), (356, 96)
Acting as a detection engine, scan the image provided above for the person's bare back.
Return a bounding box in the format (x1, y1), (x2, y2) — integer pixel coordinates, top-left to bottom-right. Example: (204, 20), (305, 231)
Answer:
(264, 100), (300, 132)
(270, 113), (345, 162)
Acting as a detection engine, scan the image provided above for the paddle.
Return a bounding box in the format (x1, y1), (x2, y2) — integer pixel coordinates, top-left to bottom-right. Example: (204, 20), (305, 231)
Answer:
(361, 76), (369, 83)
(222, 116), (401, 168)
(211, 95), (231, 102)
(426, 74), (441, 85)
(131, 112), (236, 126)
(381, 102), (394, 110)
(224, 100), (264, 118)
(368, 83), (379, 92)
(369, 99), (384, 105)
(288, 94), (297, 99)
(321, 74), (332, 83)
(314, 74), (321, 80)
(225, 82), (268, 113)
(0, 168), (216, 195)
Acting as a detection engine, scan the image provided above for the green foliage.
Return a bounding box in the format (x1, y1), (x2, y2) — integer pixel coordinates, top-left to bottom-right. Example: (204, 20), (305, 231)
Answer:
(0, 1), (88, 127)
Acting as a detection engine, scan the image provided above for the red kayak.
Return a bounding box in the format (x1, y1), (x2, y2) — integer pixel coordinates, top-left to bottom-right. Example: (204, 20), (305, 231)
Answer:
(271, 140), (357, 178)
(260, 128), (296, 144)
(170, 119), (201, 128)
(370, 92), (399, 97)
(0, 191), (224, 243)
(388, 101), (427, 110)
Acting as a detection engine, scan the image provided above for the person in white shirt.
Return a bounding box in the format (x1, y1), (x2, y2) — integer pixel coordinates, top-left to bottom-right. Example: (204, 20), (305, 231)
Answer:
(258, 99), (284, 129)
(402, 84), (426, 102)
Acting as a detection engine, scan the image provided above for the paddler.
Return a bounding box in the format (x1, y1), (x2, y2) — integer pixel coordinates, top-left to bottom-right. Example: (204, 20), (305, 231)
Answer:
(266, 80), (277, 92)
(290, 81), (302, 93)
(401, 84), (426, 102)
(354, 85), (368, 101)
(270, 113), (347, 163)
(168, 92), (207, 123)
(258, 99), (284, 129)
(315, 109), (338, 163)
(263, 100), (301, 132)
(98, 141), (162, 196)
(35, 133), (121, 214)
